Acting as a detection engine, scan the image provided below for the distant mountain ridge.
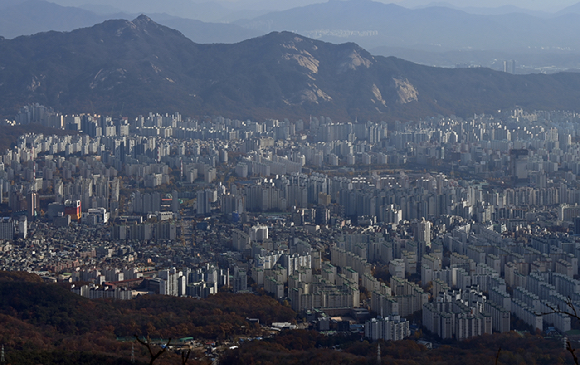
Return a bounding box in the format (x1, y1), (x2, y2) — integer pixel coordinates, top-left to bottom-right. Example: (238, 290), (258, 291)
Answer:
(6, 0), (580, 73)
(3, 16), (580, 121)
(0, 0), (261, 43)
(0, 0), (112, 38)
(412, 2), (551, 17)
(556, 2), (580, 15)
(6, 0), (580, 51)
(236, 0), (580, 52)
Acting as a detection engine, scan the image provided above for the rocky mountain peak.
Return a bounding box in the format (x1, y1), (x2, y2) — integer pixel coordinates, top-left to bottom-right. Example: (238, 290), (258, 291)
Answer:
(133, 14), (153, 26)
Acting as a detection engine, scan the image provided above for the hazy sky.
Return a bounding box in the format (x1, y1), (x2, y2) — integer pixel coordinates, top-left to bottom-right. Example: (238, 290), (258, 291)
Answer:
(396, 0), (578, 11)
(49, 0), (580, 14)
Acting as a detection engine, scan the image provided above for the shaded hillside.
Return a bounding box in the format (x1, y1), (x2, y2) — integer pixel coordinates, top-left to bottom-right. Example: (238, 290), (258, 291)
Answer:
(0, 271), (295, 365)
(3, 16), (580, 121)
(220, 329), (572, 365)
(0, 271), (574, 365)
(0, 273), (295, 339)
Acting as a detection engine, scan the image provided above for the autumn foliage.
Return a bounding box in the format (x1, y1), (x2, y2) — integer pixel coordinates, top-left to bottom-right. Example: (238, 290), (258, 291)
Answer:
(0, 271), (294, 364)
(0, 271), (575, 365)
(221, 330), (574, 365)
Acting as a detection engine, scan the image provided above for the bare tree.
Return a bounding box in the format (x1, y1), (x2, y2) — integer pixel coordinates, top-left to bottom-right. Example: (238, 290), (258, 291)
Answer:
(135, 335), (172, 365)
(546, 297), (580, 321)
(181, 349), (191, 365)
(567, 342), (579, 365)
(544, 297), (579, 365)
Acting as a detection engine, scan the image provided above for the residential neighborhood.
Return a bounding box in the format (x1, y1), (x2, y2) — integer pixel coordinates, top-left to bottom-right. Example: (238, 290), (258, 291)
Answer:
(2, 104), (580, 343)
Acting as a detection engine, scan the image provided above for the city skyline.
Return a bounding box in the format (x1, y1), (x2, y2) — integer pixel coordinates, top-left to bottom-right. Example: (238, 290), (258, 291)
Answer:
(2, 0), (580, 362)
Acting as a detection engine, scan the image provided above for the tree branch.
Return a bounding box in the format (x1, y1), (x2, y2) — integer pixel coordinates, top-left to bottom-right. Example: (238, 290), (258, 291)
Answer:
(567, 341), (579, 365)
(543, 297), (580, 320)
(134, 334), (172, 365)
(543, 298), (580, 365)
(182, 349), (191, 365)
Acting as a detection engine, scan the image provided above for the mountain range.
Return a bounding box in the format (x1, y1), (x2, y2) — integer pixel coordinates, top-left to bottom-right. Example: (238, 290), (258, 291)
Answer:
(5, 0), (580, 72)
(3, 16), (580, 121)
(0, 0), (262, 44)
(235, 0), (580, 52)
(8, 0), (580, 52)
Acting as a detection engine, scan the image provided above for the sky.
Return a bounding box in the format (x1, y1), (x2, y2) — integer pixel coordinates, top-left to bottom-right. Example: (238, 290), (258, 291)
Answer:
(394, 0), (577, 11)
(47, 0), (580, 15)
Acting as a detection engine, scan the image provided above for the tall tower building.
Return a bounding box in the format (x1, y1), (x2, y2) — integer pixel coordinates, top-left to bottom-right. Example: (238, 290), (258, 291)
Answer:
(196, 189), (211, 216)
(27, 191), (38, 220)
(510, 149), (529, 186)
(171, 190), (180, 213)
(415, 218), (432, 267)
(233, 266), (247, 293)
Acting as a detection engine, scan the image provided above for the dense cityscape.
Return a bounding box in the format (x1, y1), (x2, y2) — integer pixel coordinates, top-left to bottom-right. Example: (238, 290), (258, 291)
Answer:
(1, 103), (579, 351)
